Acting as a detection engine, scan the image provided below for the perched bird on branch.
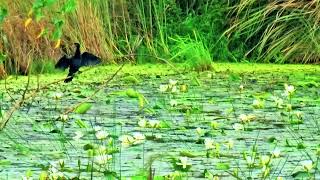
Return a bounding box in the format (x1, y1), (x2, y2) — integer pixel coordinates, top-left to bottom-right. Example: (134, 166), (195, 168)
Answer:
(55, 43), (101, 83)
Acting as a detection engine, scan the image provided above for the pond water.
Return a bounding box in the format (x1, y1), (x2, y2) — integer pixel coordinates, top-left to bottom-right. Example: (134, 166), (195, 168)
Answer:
(0, 65), (319, 179)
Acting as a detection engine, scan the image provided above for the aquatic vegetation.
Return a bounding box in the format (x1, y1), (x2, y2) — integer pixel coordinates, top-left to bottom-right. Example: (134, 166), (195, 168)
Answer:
(175, 157), (192, 170)
(0, 63), (319, 179)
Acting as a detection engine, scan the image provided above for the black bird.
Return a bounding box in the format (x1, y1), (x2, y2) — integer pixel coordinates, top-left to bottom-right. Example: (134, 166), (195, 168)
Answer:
(55, 43), (102, 83)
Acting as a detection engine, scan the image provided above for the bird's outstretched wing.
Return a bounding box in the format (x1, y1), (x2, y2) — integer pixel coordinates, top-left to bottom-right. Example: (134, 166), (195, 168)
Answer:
(80, 52), (102, 66)
(55, 56), (70, 70)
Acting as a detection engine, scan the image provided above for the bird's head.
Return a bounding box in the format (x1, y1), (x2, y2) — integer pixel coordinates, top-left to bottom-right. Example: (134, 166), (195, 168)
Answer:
(74, 43), (80, 49)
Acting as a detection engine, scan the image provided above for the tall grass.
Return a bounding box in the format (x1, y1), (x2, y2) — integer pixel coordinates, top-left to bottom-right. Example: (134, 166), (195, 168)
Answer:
(0, 1), (241, 75)
(0, 0), (176, 74)
(170, 32), (212, 71)
(226, 0), (320, 63)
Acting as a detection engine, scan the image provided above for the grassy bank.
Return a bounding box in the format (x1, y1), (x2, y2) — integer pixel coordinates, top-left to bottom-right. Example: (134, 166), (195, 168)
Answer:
(1, 0), (319, 76)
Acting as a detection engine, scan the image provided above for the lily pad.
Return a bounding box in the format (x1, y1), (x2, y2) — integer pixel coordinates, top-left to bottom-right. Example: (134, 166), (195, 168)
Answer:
(74, 103), (92, 114)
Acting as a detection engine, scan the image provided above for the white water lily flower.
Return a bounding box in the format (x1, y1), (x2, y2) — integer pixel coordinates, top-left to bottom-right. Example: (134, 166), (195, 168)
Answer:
(73, 131), (84, 141)
(272, 148), (281, 158)
(149, 120), (160, 128)
(260, 155), (271, 165)
(176, 157), (191, 169)
(301, 160), (313, 171)
(133, 132), (145, 140)
(233, 123), (244, 131)
(96, 145), (107, 155)
(159, 84), (169, 92)
(295, 111), (302, 119)
(169, 79), (178, 85)
(48, 165), (64, 179)
(239, 84), (244, 91)
(170, 99), (178, 107)
(94, 154), (112, 165)
(196, 127), (205, 136)
(225, 139), (234, 149)
(171, 85), (177, 93)
(252, 99), (263, 109)
(239, 114), (256, 123)
(119, 135), (135, 147)
(22, 177), (33, 180)
(94, 126), (102, 132)
(213, 176), (219, 180)
(284, 84), (295, 95)
(274, 97), (284, 108)
(53, 92), (63, 100)
(133, 132), (146, 144)
(155, 134), (162, 139)
(95, 130), (108, 140)
(239, 114), (247, 122)
(286, 104), (292, 112)
(59, 114), (68, 122)
(204, 138), (215, 150)
(138, 118), (147, 128)
(210, 121), (219, 129)
(246, 156), (255, 166)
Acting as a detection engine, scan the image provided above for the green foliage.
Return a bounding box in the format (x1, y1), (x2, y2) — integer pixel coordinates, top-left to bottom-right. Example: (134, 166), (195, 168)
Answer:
(74, 103), (92, 114)
(0, 7), (7, 23)
(75, 119), (88, 128)
(30, 60), (56, 74)
(2, 0), (319, 77)
(227, 0), (320, 63)
(170, 33), (212, 71)
(60, 0), (76, 13)
(126, 88), (140, 98)
(165, 1), (235, 61)
(125, 88), (148, 109)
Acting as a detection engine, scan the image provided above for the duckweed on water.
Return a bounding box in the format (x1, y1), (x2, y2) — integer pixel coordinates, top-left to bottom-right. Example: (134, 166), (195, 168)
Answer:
(0, 63), (319, 179)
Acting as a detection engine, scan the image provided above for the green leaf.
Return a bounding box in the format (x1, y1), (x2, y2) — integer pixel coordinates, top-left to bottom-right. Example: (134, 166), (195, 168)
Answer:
(0, 8), (8, 23)
(0, 53), (7, 64)
(216, 162), (230, 170)
(126, 88), (139, 98)
(130, 176), (147, 180)
(83, 143), (94, 150)
(61, 0), (76, 13)
(154, 176), (165, 180)
(51, 28), (62, 40)
(53, 19), (64, 27)
(292, 171), (310, 178)
(122, 75), (139, 84)
(74, 103), (92, 114)
(44, 0), (56, 6)
(138, 95), (145, 109)
(179, 151), (198, 158)
(228, 73), (240, 81)
(32, 0), (45, 9)
(192, 76), (201, 86)
(35, 10), (44, 22)
(75, 119), (88, 128)
(0, 160), (11, 166)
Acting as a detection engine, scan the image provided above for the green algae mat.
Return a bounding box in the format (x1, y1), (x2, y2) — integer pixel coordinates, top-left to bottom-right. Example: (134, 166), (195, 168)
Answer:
(0, 63), (319, 179)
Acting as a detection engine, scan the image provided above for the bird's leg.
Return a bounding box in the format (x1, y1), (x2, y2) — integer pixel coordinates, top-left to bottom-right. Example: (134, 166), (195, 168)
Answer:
(64, 71), (75, 83)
